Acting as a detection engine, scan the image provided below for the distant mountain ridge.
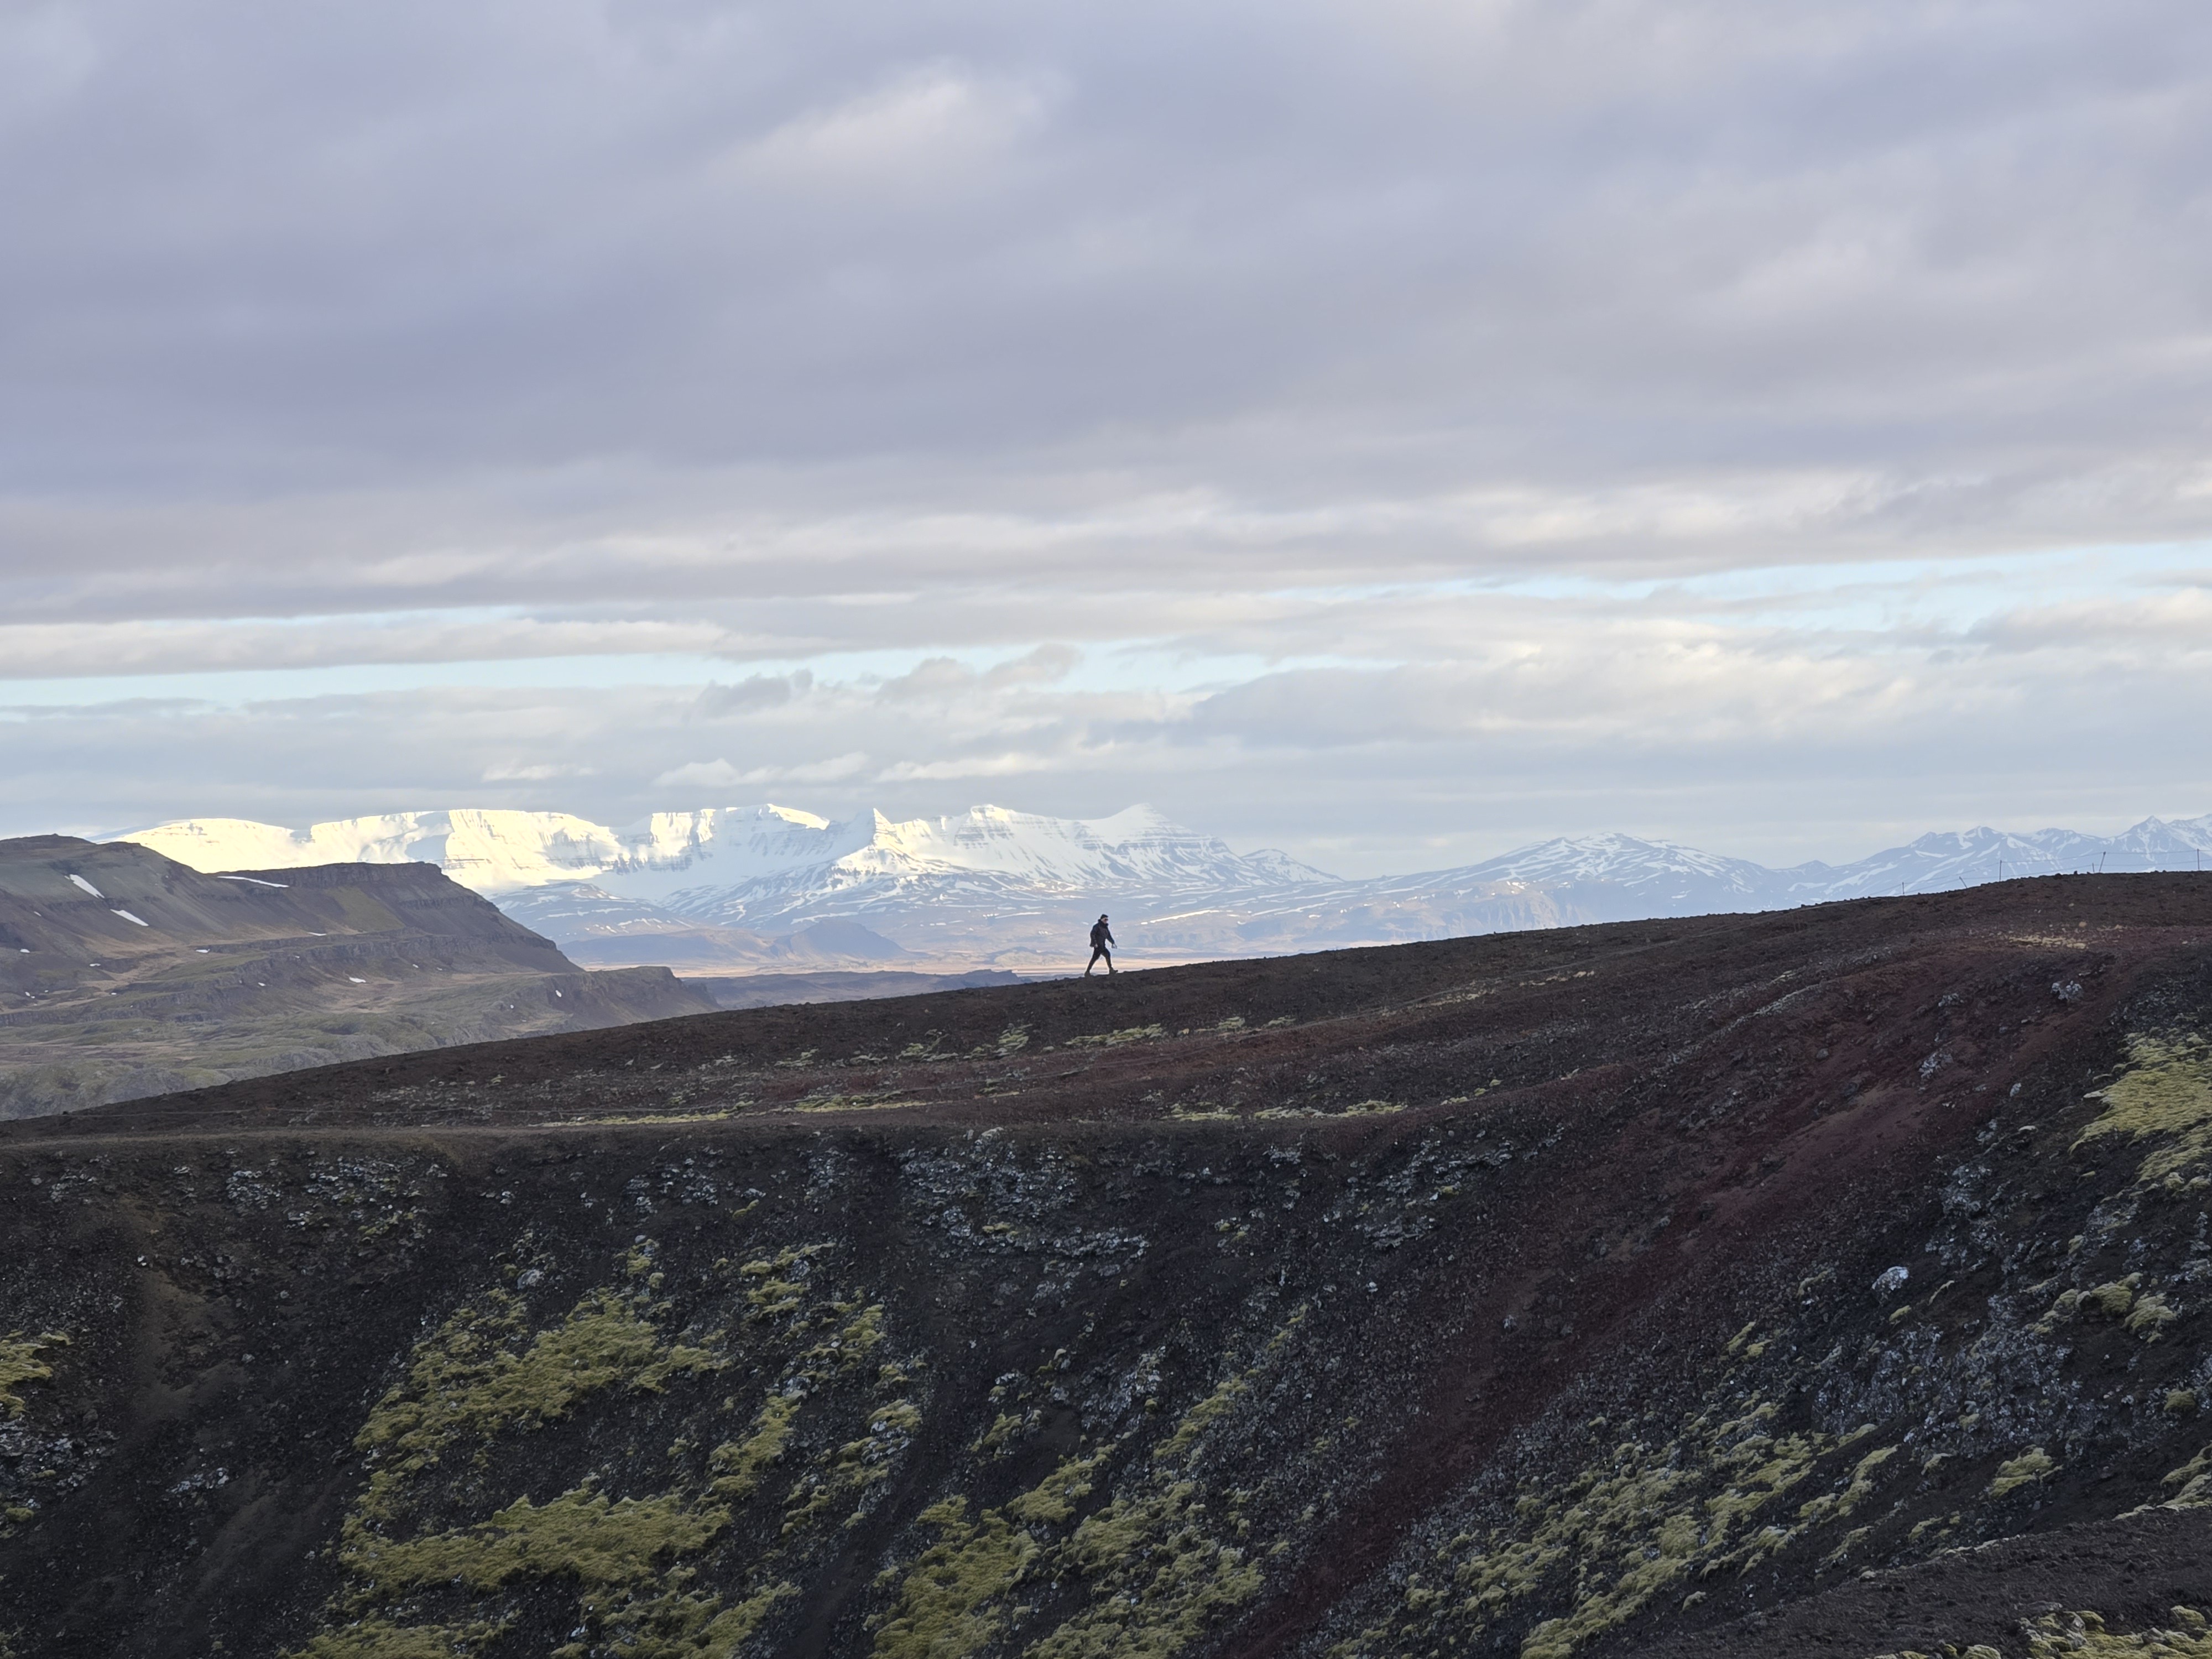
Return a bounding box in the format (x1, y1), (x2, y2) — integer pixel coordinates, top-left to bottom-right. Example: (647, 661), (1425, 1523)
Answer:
(119, 804), (2212, 969)
(127, 804), (1322, 902)
(1441, 820), (2212, 906)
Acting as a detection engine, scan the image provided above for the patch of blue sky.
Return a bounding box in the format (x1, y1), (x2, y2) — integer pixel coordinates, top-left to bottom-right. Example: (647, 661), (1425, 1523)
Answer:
(0, 640), (1348, 710)
(1071, 643), (1374, 692)
(0, 654), (714, 709)
(1236, 540), (2212, 633)
(1463, 541), (2212, 625)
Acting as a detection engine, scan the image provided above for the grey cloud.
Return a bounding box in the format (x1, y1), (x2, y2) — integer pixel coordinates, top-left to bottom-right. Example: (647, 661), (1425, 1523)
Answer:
(654, 752), (868, 790)
(6, 0), (2212, 630)
(8, 1), (2212, 868)
(693, 670), (813, 718)
(984, 644), (1080, 688)
(481, 760), (593, 782)
(877, 657), (978, 700)
(0, 614), (743, 679)
(1965, 592), (2212, 653)
(877, 644), (1081, 701)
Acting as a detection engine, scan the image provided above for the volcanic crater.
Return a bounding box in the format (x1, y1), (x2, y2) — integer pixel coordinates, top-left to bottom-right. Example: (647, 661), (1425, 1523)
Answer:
(4, 874), (2212, 1658)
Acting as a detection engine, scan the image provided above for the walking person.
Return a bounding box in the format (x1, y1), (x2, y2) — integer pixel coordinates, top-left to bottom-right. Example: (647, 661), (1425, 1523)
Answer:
(1084, 914), (1116, 976)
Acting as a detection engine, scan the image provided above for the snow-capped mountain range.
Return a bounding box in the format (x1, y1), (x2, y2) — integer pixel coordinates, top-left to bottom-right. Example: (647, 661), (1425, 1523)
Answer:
(120, 805), (2212, 969)
(127, 804), (1320, 904)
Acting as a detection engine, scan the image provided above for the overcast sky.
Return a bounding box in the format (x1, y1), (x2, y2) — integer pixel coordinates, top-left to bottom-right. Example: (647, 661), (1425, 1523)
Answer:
(5, 0), (2211, 874)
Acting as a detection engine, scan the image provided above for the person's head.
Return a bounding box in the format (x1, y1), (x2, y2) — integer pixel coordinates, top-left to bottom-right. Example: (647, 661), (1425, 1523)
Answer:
(1099, 914), (1109, 922)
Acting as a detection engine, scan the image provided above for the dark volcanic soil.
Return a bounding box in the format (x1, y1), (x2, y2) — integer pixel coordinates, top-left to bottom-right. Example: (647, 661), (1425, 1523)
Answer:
(4, 875), (2212, 1659)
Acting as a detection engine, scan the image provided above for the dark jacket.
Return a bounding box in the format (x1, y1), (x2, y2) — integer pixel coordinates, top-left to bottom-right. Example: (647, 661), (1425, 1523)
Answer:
(1090, 920), (1114, 949)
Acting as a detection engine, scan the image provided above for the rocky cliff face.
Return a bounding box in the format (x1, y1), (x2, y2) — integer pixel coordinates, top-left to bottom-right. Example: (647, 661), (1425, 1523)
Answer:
(3, 876), (2211, 1658)
(0, 836), (711, 1117)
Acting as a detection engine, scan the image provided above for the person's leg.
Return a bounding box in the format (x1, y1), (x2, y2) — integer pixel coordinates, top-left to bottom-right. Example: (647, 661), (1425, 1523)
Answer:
(1105, 948), (1115, 974)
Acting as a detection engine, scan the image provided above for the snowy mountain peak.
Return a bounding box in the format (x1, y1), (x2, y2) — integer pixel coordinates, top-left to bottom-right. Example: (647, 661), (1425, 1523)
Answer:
(118, 800), (1326, 906)
(1457, 832), (1771, 893)
(753, 802), (1329, 899)
(124, 810), (626, 890)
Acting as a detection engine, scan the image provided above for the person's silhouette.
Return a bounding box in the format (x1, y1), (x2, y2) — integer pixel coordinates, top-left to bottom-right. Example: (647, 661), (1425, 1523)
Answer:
(1084, 914), (1116, 975)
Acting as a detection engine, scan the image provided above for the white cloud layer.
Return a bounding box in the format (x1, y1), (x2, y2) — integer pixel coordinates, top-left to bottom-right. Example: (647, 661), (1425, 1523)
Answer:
(3, 1), (2211, 865)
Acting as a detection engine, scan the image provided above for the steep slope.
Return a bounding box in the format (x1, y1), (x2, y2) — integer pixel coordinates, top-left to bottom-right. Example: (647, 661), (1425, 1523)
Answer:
(4, 875), (2212, 1658)
(0, 837), (710, 1118)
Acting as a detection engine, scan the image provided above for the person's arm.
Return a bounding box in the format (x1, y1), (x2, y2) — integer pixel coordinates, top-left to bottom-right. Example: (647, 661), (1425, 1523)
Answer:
(1105, 926), (1116, 946)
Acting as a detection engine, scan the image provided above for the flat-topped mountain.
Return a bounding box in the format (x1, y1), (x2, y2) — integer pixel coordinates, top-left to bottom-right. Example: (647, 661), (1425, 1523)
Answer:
(0, 836), (710, 1117)
(3, 874), (2210, 1657)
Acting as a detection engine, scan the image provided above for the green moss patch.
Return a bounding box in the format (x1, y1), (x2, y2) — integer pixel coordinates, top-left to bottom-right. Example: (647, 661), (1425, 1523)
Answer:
(1989, 1447), (2058, 1499)
(1888, 1606), (2212, 1659)
(348, 1484), (726, 1593)
(0, 1331), (66, 1420)
(2159, 1445), (2212, 1508)
(1151, 1375), (1245, 1464)
(290, 1616), (508, 1658)
(1063, 1025), (1166, 1048)
(709, 1394), (801, 1503)
(2084, 1277), (2141, 1318)
(294, 1251), (790, 1659)
(348, 1285), (721, 1527)
(561, 1580), (795, 1659)
(870, 1495), (1042, 1659)
(2078, 1031), (2212, 1186)
(737, 1245), (836, 1319)
(2129, 1292), (2182, 1340)
(1324, 1383), (1905, 1659)
(1029, 1479), (1262, 1659)
(870, 1313), (1307, 1659)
